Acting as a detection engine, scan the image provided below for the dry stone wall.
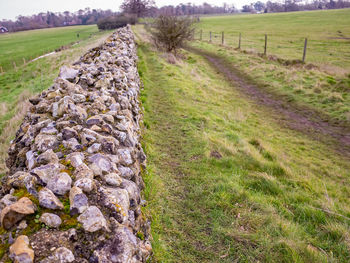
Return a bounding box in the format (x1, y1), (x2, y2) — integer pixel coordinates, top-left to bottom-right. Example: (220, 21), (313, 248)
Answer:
(0, 26), (151, 263)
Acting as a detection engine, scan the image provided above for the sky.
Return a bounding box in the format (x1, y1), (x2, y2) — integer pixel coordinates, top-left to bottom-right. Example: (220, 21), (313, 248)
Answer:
(0, 0), (250, 20)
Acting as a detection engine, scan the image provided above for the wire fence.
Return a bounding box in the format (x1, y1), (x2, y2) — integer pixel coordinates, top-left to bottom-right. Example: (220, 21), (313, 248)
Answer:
(193, 29), (350, 70)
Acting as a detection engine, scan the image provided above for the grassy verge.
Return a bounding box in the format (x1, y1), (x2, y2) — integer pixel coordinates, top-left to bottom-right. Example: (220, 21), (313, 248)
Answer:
(190, 40), (350, 124)
(0, 29), (113, 176)
(135, 25), (350, 262)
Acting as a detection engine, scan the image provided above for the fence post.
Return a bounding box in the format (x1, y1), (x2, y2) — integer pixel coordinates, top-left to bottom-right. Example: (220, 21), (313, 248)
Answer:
(0, 66), (3, 74)
(23, 57), (26, 65)
(210, 31), (212, 42)
(238, 33), (241, 49)
(13, 61), (17, 71)
(222, 31), (224, 45)
(264, 34), (267, 56)
(200, 30), (202, 41)
(302, 38), (308, 63)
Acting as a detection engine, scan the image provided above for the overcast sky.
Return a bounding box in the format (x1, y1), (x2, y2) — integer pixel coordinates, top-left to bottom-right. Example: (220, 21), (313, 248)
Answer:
(0, 0), (251, 20)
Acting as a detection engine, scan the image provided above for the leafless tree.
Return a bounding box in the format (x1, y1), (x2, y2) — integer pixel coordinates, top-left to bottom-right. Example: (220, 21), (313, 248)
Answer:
(150, 15), (194, 53)
(120, 0), (155, 18)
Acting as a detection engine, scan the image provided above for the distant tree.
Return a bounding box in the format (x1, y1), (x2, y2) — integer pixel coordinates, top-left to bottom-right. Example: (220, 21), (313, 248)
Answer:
(120, 0), (155, 17)
(242, 4), (254, 12)
(254, 1), (266, 11)
(150, 15), (194, 53)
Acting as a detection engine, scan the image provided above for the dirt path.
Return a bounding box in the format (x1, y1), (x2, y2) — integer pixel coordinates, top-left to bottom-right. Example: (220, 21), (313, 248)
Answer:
(187, 46), (350, 157)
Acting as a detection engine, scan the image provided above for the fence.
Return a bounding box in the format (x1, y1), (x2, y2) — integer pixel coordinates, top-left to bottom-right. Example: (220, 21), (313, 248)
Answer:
(194, 29), (350, 69)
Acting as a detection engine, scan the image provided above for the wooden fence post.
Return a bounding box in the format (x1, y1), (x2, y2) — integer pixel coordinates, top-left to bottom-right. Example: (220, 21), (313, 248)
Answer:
(210, 31), (212, 42)
(222, 31), (224, 45)
(13, 61), (17, 71)
(200, 30), (202, 41)
(302, 38), (308, 63)
(238, 33), (241, 49)
(23, 57), (26, 65)
(0, 66), (3, 74)
(264, 34), (267, 56)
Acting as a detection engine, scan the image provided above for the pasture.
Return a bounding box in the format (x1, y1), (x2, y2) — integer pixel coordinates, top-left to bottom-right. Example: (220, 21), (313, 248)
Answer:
(196, 9), (350, 72)
(0, 25), (99, 72)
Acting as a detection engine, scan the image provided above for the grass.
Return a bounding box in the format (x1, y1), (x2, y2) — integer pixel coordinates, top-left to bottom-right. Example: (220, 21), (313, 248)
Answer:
(134, 24), (350, 262)
(195, 9), (350, 73)
(0, 25), (99, 72)
(0, 27), (112, 176)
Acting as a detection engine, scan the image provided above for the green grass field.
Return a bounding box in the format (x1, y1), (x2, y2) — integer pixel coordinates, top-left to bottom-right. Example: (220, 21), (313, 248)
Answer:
(0, 25), (99, 72)
(196, 9), (350, 72)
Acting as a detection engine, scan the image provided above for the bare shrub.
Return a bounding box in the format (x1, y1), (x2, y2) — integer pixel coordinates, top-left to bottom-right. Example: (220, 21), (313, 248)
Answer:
(97, 15), (137, 30)
(150, 15), (195, 53)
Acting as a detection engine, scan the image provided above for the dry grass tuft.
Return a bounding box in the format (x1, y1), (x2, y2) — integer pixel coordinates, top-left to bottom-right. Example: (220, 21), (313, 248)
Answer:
(0, 90), (32, 175)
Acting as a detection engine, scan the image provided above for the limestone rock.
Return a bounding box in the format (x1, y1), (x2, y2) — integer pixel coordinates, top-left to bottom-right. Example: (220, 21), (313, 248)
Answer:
(41, 247), (75, 263)
(1, 197), (36, 230)
(66, 152), (84, 168)
(91, 227), (138, 263)
(35, 134), (58, 152)
(40, 213), (62, 228)
(38, 188), (64, 210)
(9, 235), (34, 263)
(37, 149), (59, 165)
(59, 66), (79, 81)
(74, 178), (95, 193)
(88, 153), (113, 175)
(31, 163), (63, 185)
(103, 173), (122, 186)
(69, 186), (88, 215)
(77, 206), (107, 232)
(46, 172), (72, 195)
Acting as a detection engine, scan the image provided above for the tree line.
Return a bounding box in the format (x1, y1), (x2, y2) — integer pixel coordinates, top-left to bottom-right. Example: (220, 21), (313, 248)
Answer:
(1, 8), (116, 32)
(242, 0), (350, 13)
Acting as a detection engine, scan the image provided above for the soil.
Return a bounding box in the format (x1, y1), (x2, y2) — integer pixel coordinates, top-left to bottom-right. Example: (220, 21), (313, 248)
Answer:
(187, 46), (350, 157)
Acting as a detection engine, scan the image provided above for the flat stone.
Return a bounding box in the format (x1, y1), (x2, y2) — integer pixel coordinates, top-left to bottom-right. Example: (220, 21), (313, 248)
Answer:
(46, 172), (72, 195)
(77, 206), (107, 232)
(100, 187), (129, 223)
(74, 163), (94, 180)
(63, 138), (82, 151)
(118, 166), (134, 180)
(62, 127), (78, 140)
(38, 188), (64, 210)
(0, 194), (17, 208)
(92, 227), (137, 263)
(103, 173), (122, 187)
(26, 150), (36, 170)
(37, 149), (59, 165)
(41, 247), (75, 263)
(88, 154), (113, 175)
(40, 213), (62, 228)
(87, 143), (101, 154)
(117, 148), (133, 166)
(72, 94), (86, 103)
(31, 163), (64, 185)
(1, 197), (36, 230)
(69, 186), (88, 215)
(35, 134), (58, 152)
(9, 235), (34, 263)
(74, 178), (95, 193)
(66, 152), (84, 168)
(59, 66), (79, 81)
